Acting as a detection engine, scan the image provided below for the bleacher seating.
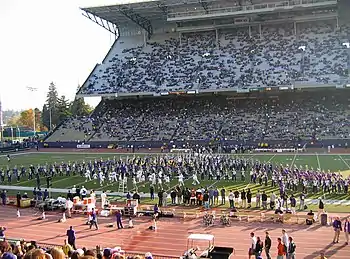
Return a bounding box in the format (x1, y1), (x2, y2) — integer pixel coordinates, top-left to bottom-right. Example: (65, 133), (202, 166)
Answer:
(43, 20), (350, 144)
(45, 90), (350, 143)
(78, 21), (349, 95)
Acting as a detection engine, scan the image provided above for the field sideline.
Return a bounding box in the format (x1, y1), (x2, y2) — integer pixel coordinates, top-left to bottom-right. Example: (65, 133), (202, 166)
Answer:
(0, 151), (349, 191)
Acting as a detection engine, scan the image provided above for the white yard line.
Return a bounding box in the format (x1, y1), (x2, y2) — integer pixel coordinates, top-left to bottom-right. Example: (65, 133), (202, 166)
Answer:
(338, 155), (350, 170)
(316, 153), (321, 170)
(0, 152), (32, 158)
(52, 174), (81, 185)
(208, 180), (220, 189)
(67, 178), (95, 189)
(290, 153), (297, 168)
(165, 176), (194, 193)
(267, 154), (276, 163)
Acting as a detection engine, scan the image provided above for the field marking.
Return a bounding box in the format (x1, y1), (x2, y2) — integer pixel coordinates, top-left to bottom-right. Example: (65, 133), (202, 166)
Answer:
(338, 155), (350, 170)
(290, 153), (297, 168)
(316, 153), (321, 170)
(267, 154), (276, 163)
(0, 152), (32, 158)
(2, 151), (350, 158)
(51, 174), (81, 185)
(66, 178), (95, 189)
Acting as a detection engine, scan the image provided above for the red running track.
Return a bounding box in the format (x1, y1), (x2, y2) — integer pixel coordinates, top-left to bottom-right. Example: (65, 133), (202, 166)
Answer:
(1, 206), (349, 259)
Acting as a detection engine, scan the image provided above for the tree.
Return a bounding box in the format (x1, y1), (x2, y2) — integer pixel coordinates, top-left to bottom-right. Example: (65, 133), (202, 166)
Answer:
(34, 108), (47, 131)
(6, 114), (21, 126)
(57, 95), (72, 124)
(42, 104), (50, 130)
(70, 85), (92, 117)
(2, 110), (20, 125)
(70, 97), (92, 117)
(18, 109), (34, 129)
(41, 83), (93, 131)
(45, 82), (60, 127)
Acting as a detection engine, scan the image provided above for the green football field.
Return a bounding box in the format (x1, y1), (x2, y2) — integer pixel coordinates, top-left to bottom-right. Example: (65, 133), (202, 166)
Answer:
(1, 152), (350, 201)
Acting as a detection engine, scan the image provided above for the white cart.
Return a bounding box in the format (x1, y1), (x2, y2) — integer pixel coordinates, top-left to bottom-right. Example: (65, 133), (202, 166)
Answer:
(186, 234), (215, 250)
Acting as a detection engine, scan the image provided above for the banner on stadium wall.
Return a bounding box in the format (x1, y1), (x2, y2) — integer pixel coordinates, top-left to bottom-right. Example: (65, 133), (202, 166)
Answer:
(77, 144), (90, 149)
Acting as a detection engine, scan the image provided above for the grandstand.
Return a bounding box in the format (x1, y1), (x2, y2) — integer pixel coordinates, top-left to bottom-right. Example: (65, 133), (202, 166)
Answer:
(44, 0), (350, 148)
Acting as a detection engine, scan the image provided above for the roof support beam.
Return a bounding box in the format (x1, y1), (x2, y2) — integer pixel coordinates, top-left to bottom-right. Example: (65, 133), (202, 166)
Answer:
(82, 10), (119, 37)
(199, 0), (209, 14)
(118, 7), (153, 39)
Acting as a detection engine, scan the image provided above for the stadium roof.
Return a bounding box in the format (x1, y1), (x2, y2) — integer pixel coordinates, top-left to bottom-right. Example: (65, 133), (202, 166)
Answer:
(80, 0), (173, 37)
(81, 0), (338, 37)
(81, 0), (166, 24)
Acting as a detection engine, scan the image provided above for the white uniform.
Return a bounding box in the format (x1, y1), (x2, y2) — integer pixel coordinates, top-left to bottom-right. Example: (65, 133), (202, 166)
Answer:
(164, 175), (170, 186)
(111, 171), (118, 182)
(178, 174), (184, 186)
(99, 172), (104, 186)
(151, 174), (157, 186)
(101, 192), (107, 208)
(85, 170), (91, 181)
(157, 177), (163, 189)
(192, 173), (200, 185)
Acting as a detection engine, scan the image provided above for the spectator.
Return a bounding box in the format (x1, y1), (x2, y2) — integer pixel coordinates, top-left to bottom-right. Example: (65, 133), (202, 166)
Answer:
(287, 237), (296, 259)
(276, 237), (286, 259)
(344, 217), (350, 245)
(66, 226), (76, 250)
(264, 231), (272, 259)
(332, 217), (342, 243)
(62, 240), (73, 257)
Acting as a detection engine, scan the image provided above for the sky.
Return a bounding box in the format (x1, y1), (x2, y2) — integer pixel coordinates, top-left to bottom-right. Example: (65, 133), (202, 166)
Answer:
(0, 0), (123, 111)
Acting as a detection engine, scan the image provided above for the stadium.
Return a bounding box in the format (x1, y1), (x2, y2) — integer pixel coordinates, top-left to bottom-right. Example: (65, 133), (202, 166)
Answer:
(1, 0), (350, 258)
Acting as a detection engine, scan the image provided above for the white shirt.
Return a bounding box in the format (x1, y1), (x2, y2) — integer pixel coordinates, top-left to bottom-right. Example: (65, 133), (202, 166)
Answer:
(282, 233), (289, 247)
(228, 192), (234, 200)
(251, 236), (257, 250)
(101, 193), (107, 200)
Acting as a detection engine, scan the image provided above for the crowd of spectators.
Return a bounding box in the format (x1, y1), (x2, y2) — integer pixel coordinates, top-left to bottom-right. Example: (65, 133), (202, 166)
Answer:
(79, 21), (349, 95)
(0, 238), (152, 259)
(47, 20), (350, 144)
(46, 90), (350, 143)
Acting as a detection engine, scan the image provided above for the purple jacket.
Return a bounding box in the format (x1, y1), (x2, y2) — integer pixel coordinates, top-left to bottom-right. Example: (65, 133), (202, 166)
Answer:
(333, 220), (342, 230)
(344, 221), (350, 233)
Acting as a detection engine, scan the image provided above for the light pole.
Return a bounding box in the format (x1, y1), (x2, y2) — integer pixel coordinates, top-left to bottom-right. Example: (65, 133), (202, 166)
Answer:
(26, 87), (38, 137)
(10, 126), (14, 141)
(17, 126), (21, 139)
(49, 106), (53, 132)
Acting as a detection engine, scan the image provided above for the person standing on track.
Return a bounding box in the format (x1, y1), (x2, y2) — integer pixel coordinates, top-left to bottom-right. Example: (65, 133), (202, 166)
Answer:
(276, 237), (286, 259)
(264, 231), (272, 259)
(287, 236), (296, 259)
(332, 217), (342, 243)
(115, 210), (123, 230)
(66, 226), (77, 250)
(344, 217), (350, 245)
(101, 190), (107, 208)
(282, 229), (289, 257)
(89, 208), (99, 230)
(1, 190), (6, 206)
